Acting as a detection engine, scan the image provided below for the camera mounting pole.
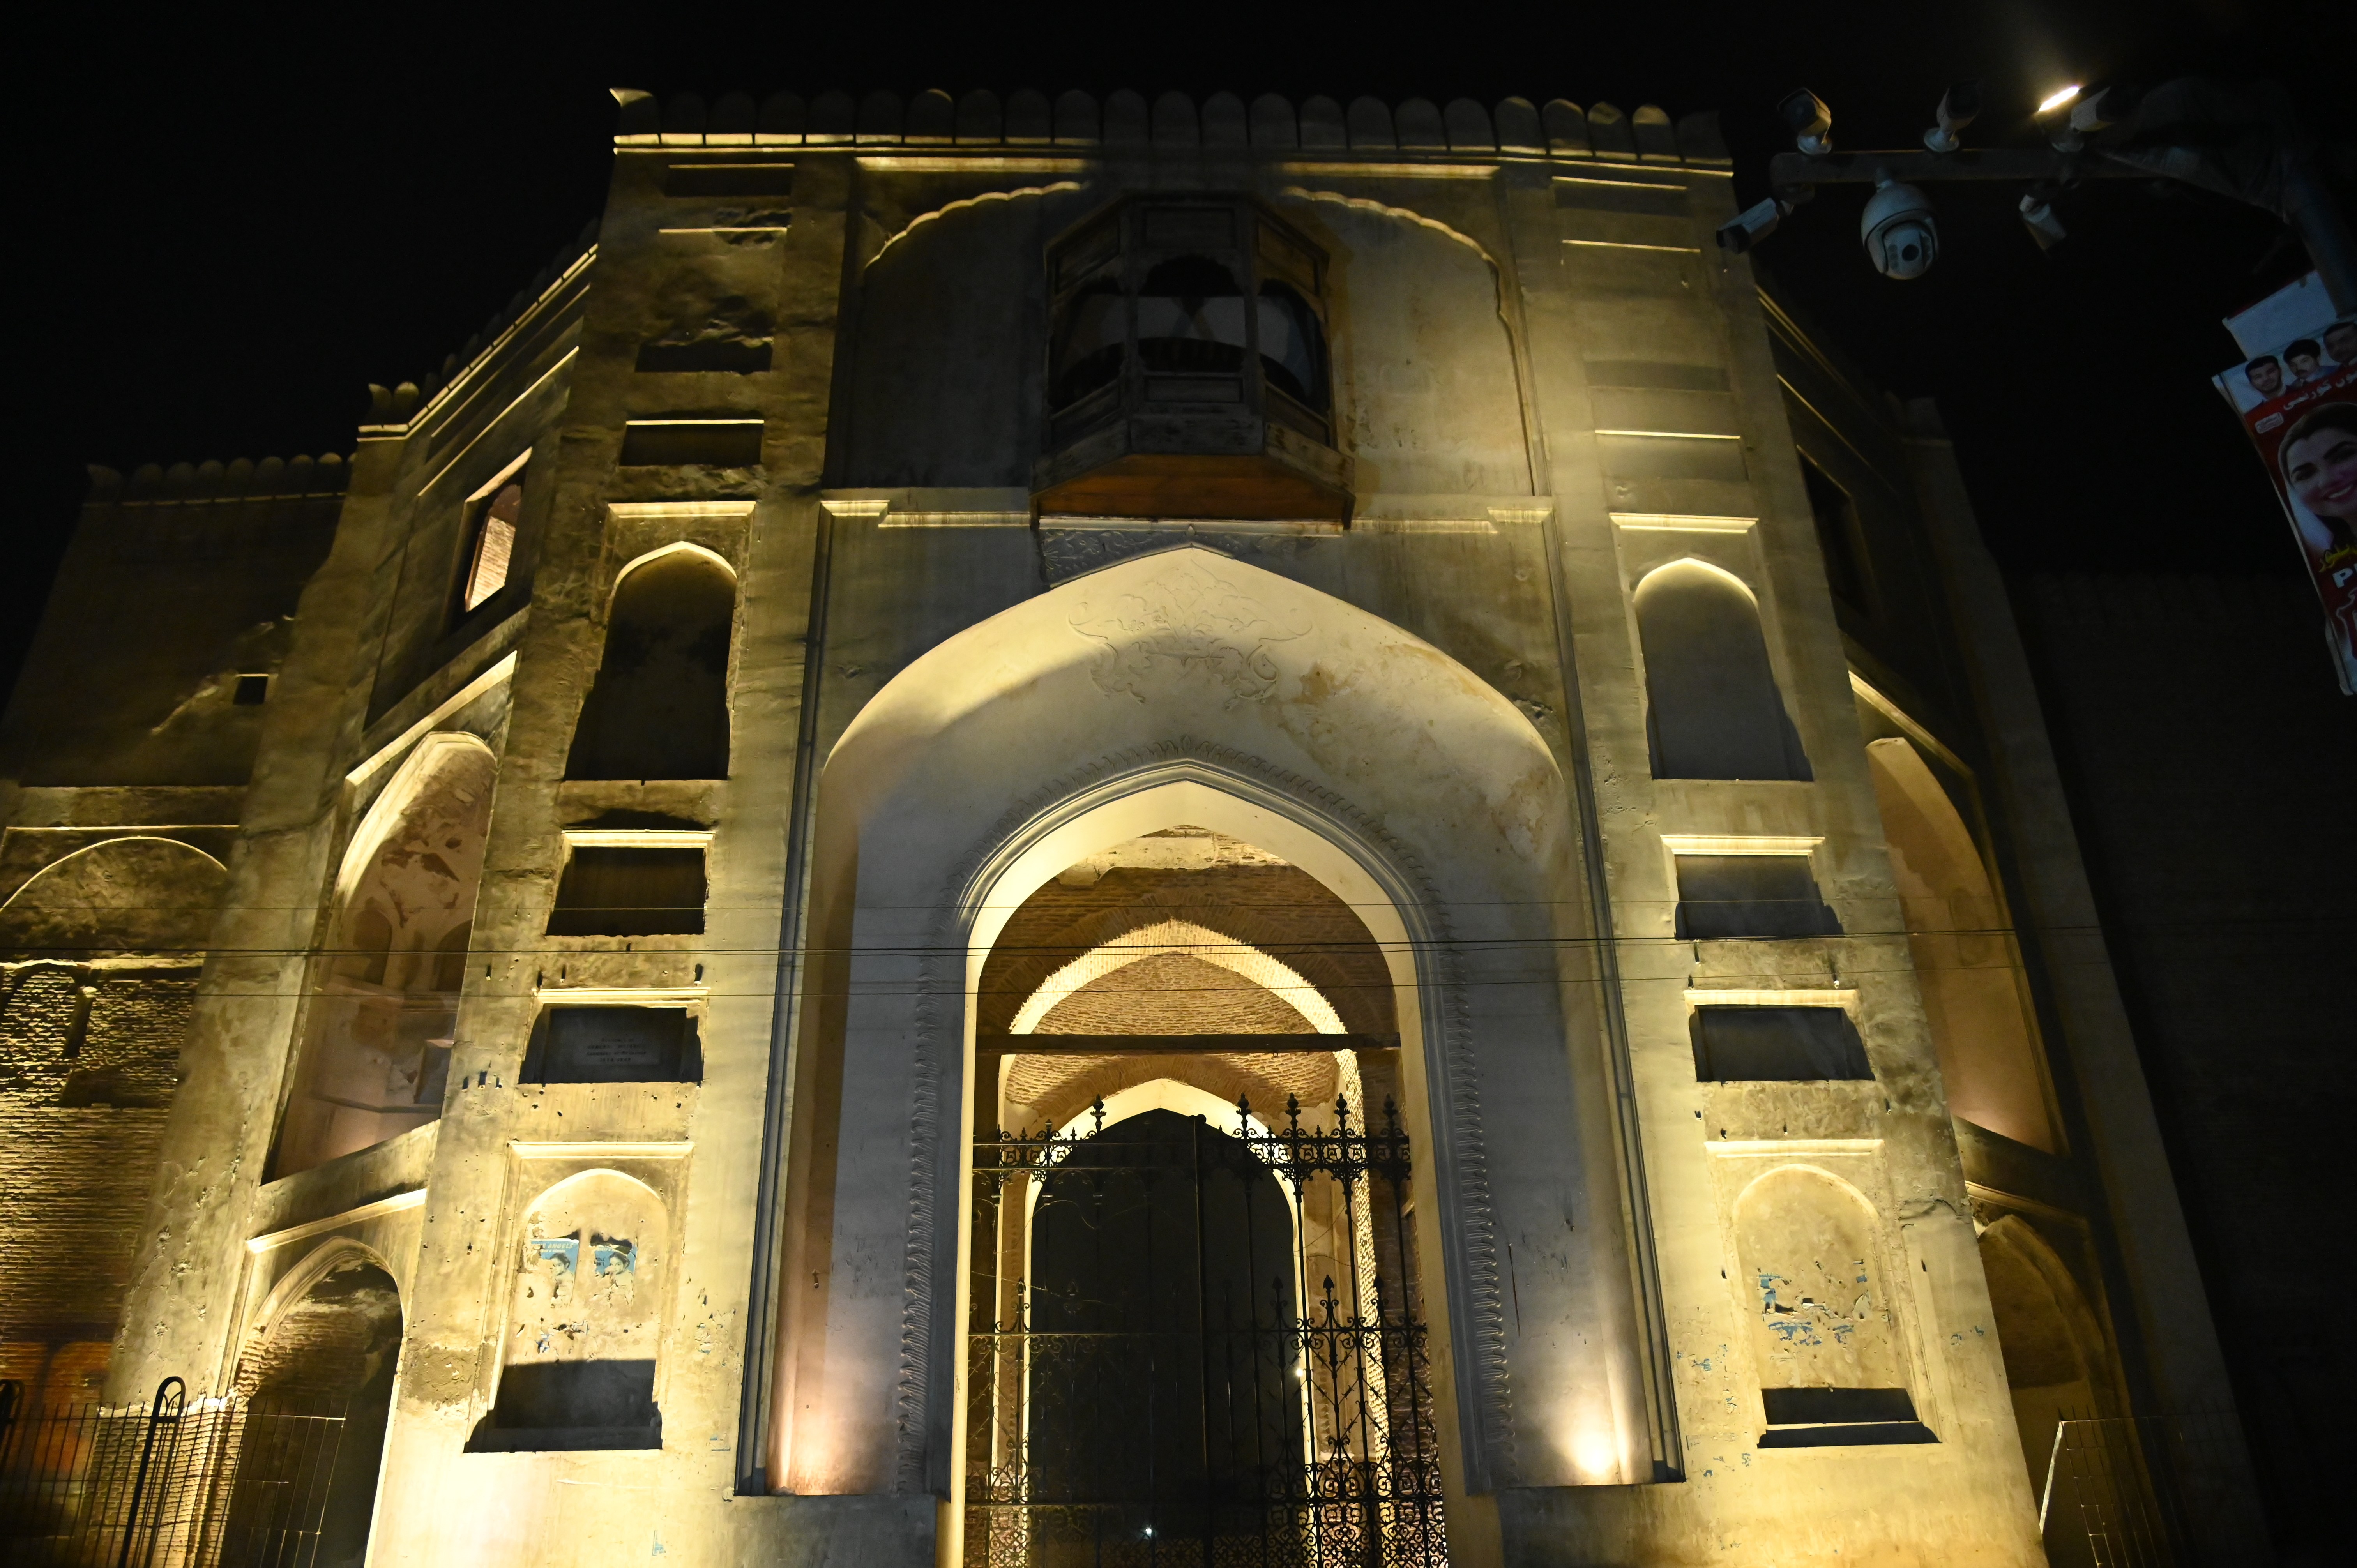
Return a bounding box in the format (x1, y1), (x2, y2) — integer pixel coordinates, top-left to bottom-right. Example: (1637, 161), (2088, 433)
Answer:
(1751, 77), (2357, 312)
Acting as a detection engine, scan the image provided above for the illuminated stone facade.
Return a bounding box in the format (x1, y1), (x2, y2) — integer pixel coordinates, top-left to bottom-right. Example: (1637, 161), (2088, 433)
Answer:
(0, 88), (2266, 1565)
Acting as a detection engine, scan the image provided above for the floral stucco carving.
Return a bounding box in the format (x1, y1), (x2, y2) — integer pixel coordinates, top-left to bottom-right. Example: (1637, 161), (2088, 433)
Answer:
(1066, 553), (1313, 707)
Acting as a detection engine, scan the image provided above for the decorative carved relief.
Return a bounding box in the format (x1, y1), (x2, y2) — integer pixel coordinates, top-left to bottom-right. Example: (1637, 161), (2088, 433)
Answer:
(1036, 523), (1329, 587)
(1065, 554), (1313, 707)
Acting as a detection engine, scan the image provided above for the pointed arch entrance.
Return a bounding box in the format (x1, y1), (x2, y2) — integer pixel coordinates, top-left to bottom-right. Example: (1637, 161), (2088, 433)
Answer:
(767, 546), (1661, 1564)
(963, 810), (1444, 1565)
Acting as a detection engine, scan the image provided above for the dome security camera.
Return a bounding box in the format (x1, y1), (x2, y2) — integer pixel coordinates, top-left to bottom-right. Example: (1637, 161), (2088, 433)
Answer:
(1861, 176), (1938, 280)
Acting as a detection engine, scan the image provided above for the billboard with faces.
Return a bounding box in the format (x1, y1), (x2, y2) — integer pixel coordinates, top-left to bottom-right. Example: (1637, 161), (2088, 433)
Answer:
(2215, 278), (2357, 695)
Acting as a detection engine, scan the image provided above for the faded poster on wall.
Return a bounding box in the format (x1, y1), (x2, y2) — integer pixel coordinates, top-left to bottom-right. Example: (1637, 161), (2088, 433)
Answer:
(2214, 274), (2357, 694)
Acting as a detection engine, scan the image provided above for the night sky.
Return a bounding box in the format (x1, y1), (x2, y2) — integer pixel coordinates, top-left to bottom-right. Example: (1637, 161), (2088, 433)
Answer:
(11, 2), (2345, 696)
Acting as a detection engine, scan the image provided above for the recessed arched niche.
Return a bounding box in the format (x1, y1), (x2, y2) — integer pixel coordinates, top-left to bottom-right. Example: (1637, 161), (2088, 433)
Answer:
(478, 1169), (670, 1450)
(844, 182), (1092, 489)
(226, 1245), (403, 1566)
(1284, 192), (1531, 498)
(565, 546), (737, 782)
(1732, 1165), (1931, 1446)
(1865, 736), (2055, 1150)
(274, 733), (495, 1176)
(1978, 1215), (2115, 1501)
(1633, 560), (1811, 781)
(0, 835), (227, 955)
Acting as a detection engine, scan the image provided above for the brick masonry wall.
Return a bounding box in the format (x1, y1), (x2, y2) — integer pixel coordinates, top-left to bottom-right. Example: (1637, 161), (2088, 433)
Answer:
(0, 963), (194, 1388)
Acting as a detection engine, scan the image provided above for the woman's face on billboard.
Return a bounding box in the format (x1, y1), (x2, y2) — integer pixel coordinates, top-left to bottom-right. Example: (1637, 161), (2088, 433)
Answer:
(2284, 421), (2357, 522)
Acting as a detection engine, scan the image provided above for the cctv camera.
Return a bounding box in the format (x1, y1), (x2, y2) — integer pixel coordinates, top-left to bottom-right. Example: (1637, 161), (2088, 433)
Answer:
(1779, 89), (1832, 155)
(2018, 189), (2066, 251)
(1716, 196), (1788, 254)
(1922, 80), (1981, 153)
(1861, 177), (1938, 279)
(2069, 83), (2141, 135)
(2048, 82), (2143, 150)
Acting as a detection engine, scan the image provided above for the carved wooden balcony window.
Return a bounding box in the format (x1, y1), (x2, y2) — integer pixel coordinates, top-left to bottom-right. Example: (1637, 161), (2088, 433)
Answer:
(1037, 196), (1352, 523)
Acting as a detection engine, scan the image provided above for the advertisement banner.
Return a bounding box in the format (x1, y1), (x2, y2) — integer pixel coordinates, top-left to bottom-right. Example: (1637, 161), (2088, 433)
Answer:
(2214, 276), (2357, 694)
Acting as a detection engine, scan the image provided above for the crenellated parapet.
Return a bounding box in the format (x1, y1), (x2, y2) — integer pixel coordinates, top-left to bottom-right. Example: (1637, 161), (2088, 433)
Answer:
(86, 451), (350, 505)
(608, 87), (1730, 167)
(366, 219), (602, 428)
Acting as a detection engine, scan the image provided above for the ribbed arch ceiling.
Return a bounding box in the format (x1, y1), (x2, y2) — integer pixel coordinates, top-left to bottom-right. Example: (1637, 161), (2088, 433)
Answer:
(1010, 918), (1346, 1036)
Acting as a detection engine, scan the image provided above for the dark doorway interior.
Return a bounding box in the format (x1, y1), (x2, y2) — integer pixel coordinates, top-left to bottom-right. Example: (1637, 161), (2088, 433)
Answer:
(229, 1257), (403, 1568)
(1026, 1107), (1301, 1539)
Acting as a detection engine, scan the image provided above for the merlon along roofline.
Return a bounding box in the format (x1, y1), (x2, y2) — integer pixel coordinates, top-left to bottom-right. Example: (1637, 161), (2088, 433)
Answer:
(85, 452), (352, 505)
(609, 87), (1732, 168)
(363, 218), (601, 436)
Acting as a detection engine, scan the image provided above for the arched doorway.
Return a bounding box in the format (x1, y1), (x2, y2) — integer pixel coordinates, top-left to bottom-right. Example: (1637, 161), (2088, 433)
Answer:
(771, 546), (1660, 1562)
(1977, 1216), (2127, 1568)
(963, 818), (1444, 1566)
(1018, 1108), (1299, 1556)
(227, 1248), (403, 1568)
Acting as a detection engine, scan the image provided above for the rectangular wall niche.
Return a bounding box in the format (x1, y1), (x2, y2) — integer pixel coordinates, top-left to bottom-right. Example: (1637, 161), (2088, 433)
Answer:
(523, 1007), (703, 1084)
(617, 419), (764, 468)
(1674, 854), (1842, 940)
(548, 848), (707, 936)
(1758, 1386), (1936, 1448)
(1595, 431), (1748, 484)
(663, 162), (795, 198)
(1690, 1006), (1871, 1082)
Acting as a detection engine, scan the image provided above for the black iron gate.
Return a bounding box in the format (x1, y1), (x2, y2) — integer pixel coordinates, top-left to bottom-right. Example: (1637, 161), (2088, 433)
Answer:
(0, 1378), (351, 1567)
(966, 1094), (1447, 1568)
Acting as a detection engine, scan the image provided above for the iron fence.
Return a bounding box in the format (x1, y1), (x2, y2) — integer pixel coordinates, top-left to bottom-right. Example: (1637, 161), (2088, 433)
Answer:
(0, 1378), (350, 1568)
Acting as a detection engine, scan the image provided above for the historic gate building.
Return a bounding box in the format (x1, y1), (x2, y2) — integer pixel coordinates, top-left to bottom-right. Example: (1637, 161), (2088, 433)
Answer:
(1, 86), (2264, 1565)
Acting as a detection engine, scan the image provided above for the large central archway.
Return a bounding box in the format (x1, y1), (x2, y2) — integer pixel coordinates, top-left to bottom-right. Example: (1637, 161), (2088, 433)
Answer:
(770, 546), (1656, 1561)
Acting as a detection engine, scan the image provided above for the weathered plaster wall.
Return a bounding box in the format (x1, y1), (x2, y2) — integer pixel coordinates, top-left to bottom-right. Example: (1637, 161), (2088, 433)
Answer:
(352, 139), (844, 1567)
(94, 239), (592, 1414)
(30, 88), (2266, 1568)
(0, 462), (345, 789)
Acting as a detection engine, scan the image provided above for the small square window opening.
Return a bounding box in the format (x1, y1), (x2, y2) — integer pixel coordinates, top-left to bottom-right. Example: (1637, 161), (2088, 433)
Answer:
(461, 480), (525, 612)
(233, 674), (271, 705)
